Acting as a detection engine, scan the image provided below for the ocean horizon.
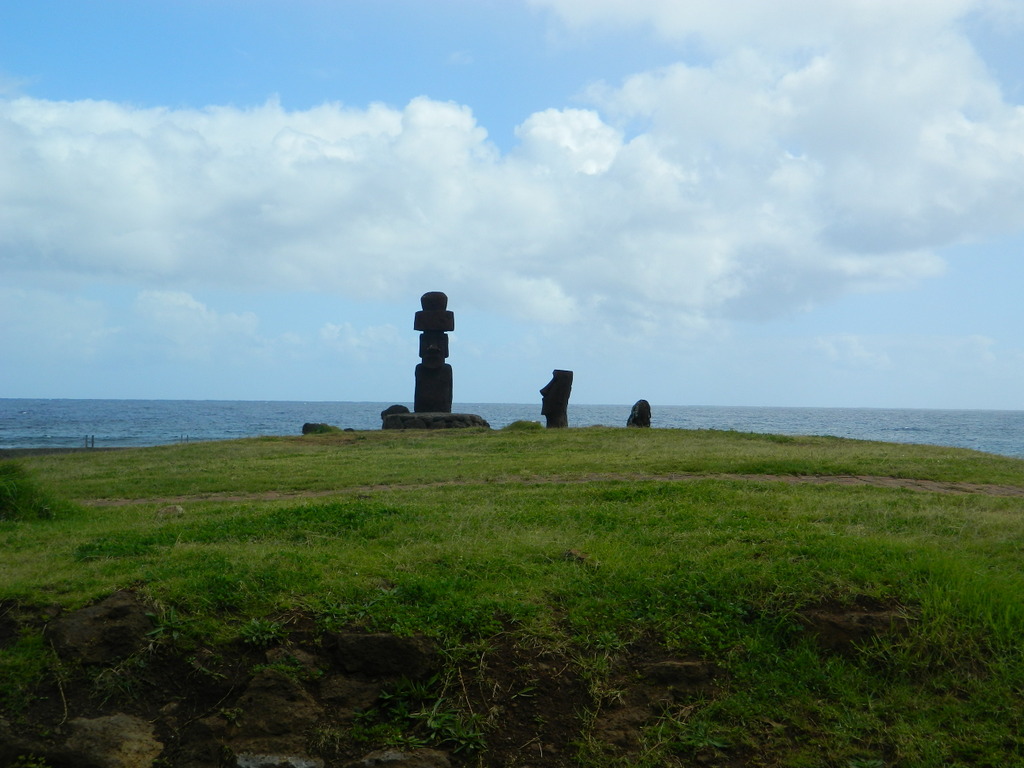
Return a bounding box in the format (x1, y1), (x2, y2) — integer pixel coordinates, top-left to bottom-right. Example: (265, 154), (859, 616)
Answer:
(2, 398), (1023, 459)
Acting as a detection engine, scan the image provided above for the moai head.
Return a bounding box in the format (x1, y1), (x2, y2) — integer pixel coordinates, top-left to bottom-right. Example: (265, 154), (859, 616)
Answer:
(418, 332), (449, 368)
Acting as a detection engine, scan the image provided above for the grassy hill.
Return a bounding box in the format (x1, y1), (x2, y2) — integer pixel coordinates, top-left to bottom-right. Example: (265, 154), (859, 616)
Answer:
(3, 426), (1024, 767)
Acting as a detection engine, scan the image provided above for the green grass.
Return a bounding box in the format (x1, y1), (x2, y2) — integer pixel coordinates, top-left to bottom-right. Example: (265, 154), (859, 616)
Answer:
(15, 427), (1024, 501)
(0, 461), (74, 521)
(4, 427), (1024, 766)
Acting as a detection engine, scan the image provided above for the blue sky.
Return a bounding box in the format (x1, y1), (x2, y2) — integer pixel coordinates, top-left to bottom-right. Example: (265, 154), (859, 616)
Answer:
(3, 0), (1024, 409)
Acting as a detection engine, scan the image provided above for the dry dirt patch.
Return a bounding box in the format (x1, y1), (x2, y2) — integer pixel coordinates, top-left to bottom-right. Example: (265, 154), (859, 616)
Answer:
(78, 472), (1024, 508)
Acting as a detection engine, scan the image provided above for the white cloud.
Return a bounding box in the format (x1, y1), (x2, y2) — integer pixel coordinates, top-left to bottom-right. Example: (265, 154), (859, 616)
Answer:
(319, 321), (404, 357)
(815, 332), (1000, 373)
(816, 334), (893, 370)
(2, 4), (1024, 346)
(515, 108), (622, 174)
(133, 290), (260, 361)
(0, 288), (118, 360)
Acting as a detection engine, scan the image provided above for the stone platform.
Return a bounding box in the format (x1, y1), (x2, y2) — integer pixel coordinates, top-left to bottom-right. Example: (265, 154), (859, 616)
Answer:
(382, 412), (490, 430)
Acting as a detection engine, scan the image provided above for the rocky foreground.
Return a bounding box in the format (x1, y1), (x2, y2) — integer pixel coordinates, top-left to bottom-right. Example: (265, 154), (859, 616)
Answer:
(0, 590), (907, 768)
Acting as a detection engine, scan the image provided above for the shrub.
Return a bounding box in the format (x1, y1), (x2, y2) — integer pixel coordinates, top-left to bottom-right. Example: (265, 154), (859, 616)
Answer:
(301, 422), (342, 435)
(0, 462), (67, 521)
(502, 420), (543, 431)
(239, 617), (288, 648)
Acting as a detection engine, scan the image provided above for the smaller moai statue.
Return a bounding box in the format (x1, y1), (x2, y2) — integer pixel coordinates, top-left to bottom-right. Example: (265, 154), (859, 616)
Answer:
(626, 399), (651, 428)
(414, 292), (454, 413)
(540, 369), (573, 428)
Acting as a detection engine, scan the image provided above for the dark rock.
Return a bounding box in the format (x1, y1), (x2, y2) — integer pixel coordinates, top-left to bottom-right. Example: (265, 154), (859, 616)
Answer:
(318, 675), (383, 712)
(626, 400), (651, 428)
(64, 714), (163, 768)
(380, 404), (411, 421)
(173, 719), (223, 768)
(230, 669), (322, 739)
(234, 753), (323, 768)
(345, 749), (450, 768)
(45, 591), (152, 664)
(325, 633), (438, 678)
(156, 504), (184, 518)
(0, 718), (37, 768)
(382, 413), (489, 430)
(200, 669), (323, 763)
(540, 370), (573, 428)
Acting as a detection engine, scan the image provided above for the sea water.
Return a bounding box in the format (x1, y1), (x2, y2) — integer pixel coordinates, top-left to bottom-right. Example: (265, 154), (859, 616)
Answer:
(2, 399), (1023, 458)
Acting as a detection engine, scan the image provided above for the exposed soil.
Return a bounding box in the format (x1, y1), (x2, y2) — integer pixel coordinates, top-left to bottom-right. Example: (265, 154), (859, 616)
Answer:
(0, 591), (912, 768)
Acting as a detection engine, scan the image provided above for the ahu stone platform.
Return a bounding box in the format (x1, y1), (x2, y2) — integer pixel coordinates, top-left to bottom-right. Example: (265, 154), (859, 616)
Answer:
(382, 412), (490, 430)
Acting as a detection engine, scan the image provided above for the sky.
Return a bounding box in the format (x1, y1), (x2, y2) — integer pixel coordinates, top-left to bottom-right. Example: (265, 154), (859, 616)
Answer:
(3, 0), (1024, 409)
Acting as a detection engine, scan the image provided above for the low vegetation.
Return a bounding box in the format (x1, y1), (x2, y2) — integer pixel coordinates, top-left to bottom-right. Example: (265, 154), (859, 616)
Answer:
(3, 427), (1024, 767)
(0, 461), (73, 522)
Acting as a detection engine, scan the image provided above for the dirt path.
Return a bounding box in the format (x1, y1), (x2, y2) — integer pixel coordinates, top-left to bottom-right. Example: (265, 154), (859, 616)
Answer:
(80, 472), (1024, 506)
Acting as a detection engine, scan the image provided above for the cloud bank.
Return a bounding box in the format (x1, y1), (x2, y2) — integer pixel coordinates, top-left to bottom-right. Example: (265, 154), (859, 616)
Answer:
(2, 0), (1024, 347)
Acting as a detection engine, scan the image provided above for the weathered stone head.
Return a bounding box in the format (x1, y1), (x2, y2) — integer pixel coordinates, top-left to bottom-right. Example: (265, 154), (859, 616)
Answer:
(418, 332), (449, 368)
(626, 399), (651, 428)
(540, 369), (573, 428)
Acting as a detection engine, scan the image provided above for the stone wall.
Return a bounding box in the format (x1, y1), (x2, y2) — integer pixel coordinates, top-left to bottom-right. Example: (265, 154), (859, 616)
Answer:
(382, 412), (490, 430)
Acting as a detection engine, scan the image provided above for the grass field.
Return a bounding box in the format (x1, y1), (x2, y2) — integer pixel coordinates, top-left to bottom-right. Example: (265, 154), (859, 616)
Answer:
(3, 426), (1024, 767)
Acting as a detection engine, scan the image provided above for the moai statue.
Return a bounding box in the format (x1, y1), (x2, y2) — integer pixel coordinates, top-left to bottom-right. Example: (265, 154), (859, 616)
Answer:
(540, 369), (573, 428)
(414, 291), (454, 413)
(627, 399), (651, 428)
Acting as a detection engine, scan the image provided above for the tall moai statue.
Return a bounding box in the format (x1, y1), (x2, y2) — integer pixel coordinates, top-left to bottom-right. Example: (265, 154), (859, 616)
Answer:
(413, 291), (454, 413)
(540, 369), (573, 428)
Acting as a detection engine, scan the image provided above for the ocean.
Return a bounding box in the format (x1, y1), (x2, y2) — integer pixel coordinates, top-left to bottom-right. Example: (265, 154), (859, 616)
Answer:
(1, 399), (1023, 458)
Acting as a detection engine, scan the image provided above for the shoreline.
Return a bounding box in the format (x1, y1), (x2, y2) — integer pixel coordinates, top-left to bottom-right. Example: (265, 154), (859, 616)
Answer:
(0, 447), (124, 458)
